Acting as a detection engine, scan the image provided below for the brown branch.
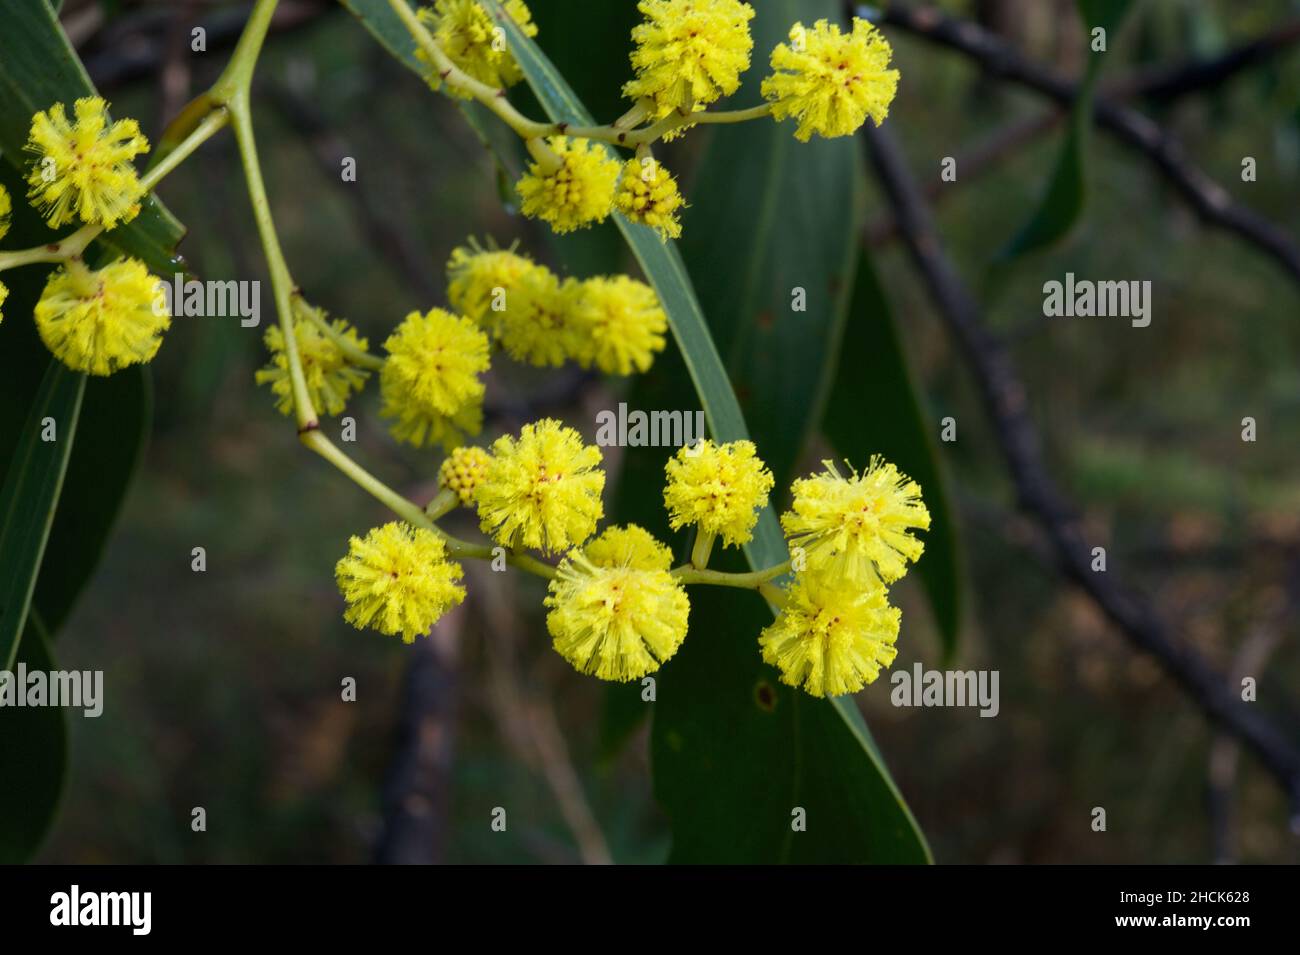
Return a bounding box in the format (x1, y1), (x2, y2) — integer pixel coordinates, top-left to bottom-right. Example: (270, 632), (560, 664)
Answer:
(1113, 16), (1300, 103)
(374, 606), (463, 865)
(869, 3), (1300, 288)
(859, 119), (1300, 822)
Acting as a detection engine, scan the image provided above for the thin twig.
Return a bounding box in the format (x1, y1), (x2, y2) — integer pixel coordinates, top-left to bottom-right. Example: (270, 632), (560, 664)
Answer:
(859, 119), (1300, 822)
(869, 3), (1300, 288)
(1113, 16), (1300, 103)
(374, 607), (462, 864)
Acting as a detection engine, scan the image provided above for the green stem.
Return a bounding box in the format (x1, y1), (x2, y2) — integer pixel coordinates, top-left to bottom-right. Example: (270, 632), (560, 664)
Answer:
(211, 0), (281, 99)
(141, 109), (230, 192)
(674, 559), (792, 589)
(425, 488), (460, 520)
(758, 580), (788, 608)
(299, 297), (386, 370)
(229, 100), (317, 428)
(302, 430), (433, 528)
(390, 0), (771, 150)
(389, 0), (551, 139)
(0, 109), (229, 273)
(690, 529), (716, 570)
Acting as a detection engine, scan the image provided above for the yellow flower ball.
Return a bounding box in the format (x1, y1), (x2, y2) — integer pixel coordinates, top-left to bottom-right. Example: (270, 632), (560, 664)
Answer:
(255, 300), (370, 417)
(335, 522), (465, 642)
(0, 183), (11, 241)
(438, 445), (491, 506)
(569, 275), (668, 376)
(497, 267), (582, 367)
(759, 573), (900, 697)
(762, 18), (899, 142)
(415, 0), (537, 96)
(0, 280), (8, 326)
(34, 258), (169, 376)
(517, 137), (620, 235)
(25, 96), (149, 229)
(475, 418), (605, 554)
(546, 553), (690, 681)
(380, 307), (490, 450)
(781, 457), (929, 589)
(663, 439), (774, 549)
(446, 240), (536, 329)
(615, 157), (685, 241)
(583, 524), (675, 572)
(623, 0), (755, 119)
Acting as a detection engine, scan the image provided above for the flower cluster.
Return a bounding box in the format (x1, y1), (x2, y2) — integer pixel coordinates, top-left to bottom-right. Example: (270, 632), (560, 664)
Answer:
(415, 0), (537, 96)
(334, 414), (927, 698)
(1, 98), (171, 375)
(253, 236), (668, 444)
(406, 1), (899, 239)
(447, 239), (668, 375)
(762, 457), (930, 696)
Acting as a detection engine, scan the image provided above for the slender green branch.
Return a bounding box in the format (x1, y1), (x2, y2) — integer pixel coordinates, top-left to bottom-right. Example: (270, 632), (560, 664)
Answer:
(758, 580), (788, 607)
(141, 108), (230, 192)
(425, 488), (460, 520)
(229, 100), (317, 428)
(389, 0), (772, 151)
(211, 0), (281, 99)
(302, 430), (433, 528)
(690, 530), (716, 570)
(389, 0), (551, 139)
(299, 297), (387, 370)
(0, 109), (229, 273)
(674, 559), (792, 589)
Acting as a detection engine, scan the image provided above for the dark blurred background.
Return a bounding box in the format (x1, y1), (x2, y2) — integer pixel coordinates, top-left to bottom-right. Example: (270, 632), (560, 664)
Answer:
(34, 0), (1300, 863)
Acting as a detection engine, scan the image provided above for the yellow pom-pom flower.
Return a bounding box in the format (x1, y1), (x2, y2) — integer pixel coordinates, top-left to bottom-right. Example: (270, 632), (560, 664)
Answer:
(583, 524), (675, 572)
(380, 307), (490, 450)
(517, 137), (620, 234)
(545, 553), (690, 681)
(25, 97), (149, 229)
(569, 275), (667, 376)
(34, 258), (169, 376)
(0, 183), (11, 240)
(446, 239), (536, 329)
(762, 18), (899, 142)
(255, 301), (370, 417)
(781, 457), (929, 589)
(615, 157), (685, 241)
(758, 574), (900, 697)
(475, 418), (605, 554)
(0, 281), (8, 326)
(663, 439), (774, 549)
(438, 445), (491, 506)
(335, 522), (466, 643)
(415, 0), (536, 96)
(498, 268), (581, 367)
(623, 0), (755, 119)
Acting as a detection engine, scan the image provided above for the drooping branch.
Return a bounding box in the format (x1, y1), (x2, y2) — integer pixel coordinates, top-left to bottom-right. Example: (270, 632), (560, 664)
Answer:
(1114, 16), (1300, 102)
(859, 118), (1300, 821)
(868, 3), (1300, 289)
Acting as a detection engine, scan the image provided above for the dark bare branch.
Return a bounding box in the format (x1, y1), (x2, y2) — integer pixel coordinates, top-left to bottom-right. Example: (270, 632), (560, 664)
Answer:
(859, 119), (1300, 822)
